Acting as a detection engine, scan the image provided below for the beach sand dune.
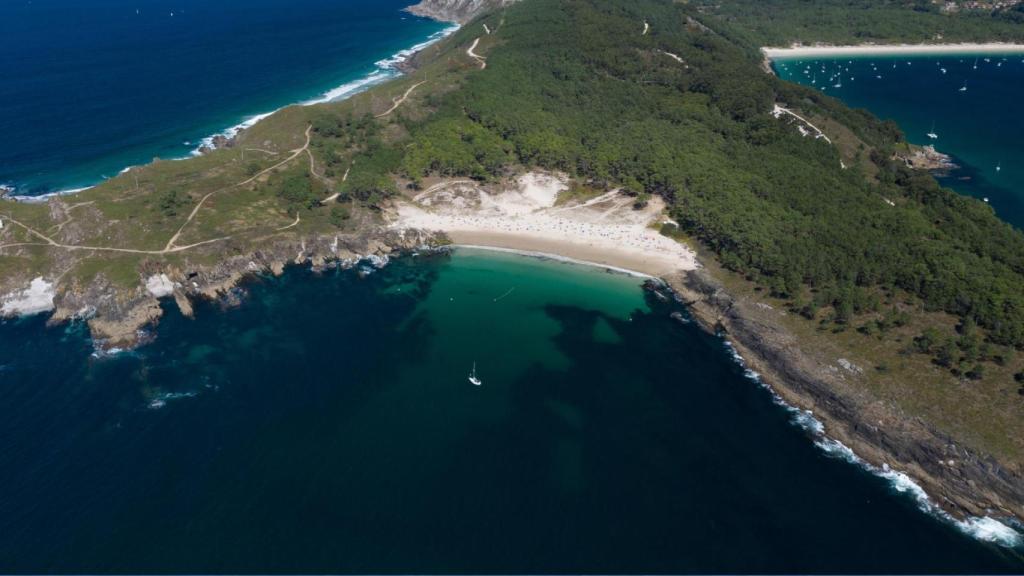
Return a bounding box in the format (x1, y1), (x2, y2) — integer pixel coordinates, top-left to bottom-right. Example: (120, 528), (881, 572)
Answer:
(389, 172), (698, 277)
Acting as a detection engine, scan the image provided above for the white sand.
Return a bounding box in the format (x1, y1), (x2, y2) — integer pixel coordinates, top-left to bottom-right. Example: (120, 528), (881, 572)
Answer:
(1, 277), (56, 316)
(390, 172), (698, 277)
(763, 43), (1024, 59)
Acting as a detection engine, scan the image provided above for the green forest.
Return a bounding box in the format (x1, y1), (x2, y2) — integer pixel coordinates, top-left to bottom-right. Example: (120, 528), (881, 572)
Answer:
(317, 0), (1024, 377)
(692, 0), (1024, 48)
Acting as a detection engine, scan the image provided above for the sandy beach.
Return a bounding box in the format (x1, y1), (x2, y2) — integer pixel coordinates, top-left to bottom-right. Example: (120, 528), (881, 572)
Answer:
(389, 172), (698, 277)
(763, 43), (1024, 59)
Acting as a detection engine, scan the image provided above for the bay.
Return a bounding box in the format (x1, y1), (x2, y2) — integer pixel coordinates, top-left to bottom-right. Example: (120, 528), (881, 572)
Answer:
(0, 249), (1020, 572)
(774, 54), (1024, 228)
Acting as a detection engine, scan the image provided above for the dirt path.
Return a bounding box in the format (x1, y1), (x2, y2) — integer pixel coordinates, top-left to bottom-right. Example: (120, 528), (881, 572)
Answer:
(412, 179), (477, 202)
(1, 125), (313, 257)
(276, 212), (300, 231)
(772, 105), (832, 144)
(375, 81), (427, 118)
(467, 38), (487, 69)
(0, 215), (232, 255)
(164, 124), (313, 251)
(657, 50), (686, 66)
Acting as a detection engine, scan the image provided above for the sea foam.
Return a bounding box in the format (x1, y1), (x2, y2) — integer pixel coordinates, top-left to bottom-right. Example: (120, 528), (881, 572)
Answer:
(8, 24), (460, 198)
(189, 24), (459, 158)
(721, 339), (1023, 548)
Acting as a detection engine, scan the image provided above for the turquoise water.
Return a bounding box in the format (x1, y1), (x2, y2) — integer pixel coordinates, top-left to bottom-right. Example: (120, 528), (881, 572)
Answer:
(0, 249), (1021, 572)
(0, 0), (449, 196)
(774, 54), (1024, 228)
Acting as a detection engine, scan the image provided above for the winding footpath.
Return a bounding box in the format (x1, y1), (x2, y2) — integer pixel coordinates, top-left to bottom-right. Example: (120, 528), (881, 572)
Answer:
(467, 38), (487, 69)
(0, 125), (313, 256)
(375, 81), (427, 118)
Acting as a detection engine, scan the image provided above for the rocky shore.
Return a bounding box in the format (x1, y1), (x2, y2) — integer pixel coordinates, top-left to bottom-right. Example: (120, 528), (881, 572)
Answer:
(898, 144), (959, 173)
(662, 266), (1024, 530)
(3, 227), (446, 351)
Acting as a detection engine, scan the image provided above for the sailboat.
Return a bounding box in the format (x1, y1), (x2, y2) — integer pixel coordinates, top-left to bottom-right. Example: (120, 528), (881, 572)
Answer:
(996, 162), (1002, 173)
(926, 122), (938, 140)
(959, 81), (967, 92)
(468, 362), (482, 386)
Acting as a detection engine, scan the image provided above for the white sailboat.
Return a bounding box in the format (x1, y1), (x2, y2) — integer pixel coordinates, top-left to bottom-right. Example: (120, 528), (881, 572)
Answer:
(926, 122), (938, 140)
(996, 162), (1002, 173)
(468, 362), (482, 386)
(959, 81), (967, 92)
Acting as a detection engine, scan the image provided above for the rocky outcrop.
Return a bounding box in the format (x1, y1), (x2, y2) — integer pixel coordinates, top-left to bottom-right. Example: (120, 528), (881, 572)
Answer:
(898, 145), (958, 172)
(7, 227), (445, 351)
(406, 0), (517, 23)
(665, 267), (1024, 526)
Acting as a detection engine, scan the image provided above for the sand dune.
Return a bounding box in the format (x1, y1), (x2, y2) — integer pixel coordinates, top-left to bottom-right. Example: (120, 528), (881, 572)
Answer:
(389, 172), (697, 276)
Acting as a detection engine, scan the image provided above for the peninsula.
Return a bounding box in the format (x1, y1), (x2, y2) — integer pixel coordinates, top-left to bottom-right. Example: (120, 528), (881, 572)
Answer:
(2, 0), (1024, 539)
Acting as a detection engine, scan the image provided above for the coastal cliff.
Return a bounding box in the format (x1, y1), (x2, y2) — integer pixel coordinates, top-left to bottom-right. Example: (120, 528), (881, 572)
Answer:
(665, 268), (1024, 527)
(406, 0), (517, 23)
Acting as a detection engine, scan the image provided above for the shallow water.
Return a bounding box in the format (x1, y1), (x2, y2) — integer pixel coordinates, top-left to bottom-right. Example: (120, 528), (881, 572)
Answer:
(0, 0), (448, 195)
(0, 249), (1021, 572)
(774, 54), (1024, 228)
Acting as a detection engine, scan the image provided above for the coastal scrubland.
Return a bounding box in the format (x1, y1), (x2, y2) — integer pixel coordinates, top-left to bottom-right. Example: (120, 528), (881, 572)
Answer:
(1, 0), (1023, 518)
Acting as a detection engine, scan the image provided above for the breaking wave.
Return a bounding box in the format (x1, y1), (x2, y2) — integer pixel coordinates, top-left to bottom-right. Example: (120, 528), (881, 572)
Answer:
(721, 339), (1022, 548)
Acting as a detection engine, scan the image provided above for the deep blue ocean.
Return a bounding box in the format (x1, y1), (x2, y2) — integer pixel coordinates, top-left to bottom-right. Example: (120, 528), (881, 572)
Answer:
(0, 0), (450, 195)
(0, 250), (1022, 572)
(774, 53), (1024, 228)
(2, 3), (1024, 570)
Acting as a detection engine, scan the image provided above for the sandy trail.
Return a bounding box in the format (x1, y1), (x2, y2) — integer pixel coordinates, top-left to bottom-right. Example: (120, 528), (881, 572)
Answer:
(375, 81), (427, 118)
(0, 215), (230, 255)
(164, 124), (312, 251)
(391, 172), (697, 276)
(276, 212), (301, 231)
(1, 125), (313, 256)
(467, 38), (487, 69)
(772, 105), (832, 144)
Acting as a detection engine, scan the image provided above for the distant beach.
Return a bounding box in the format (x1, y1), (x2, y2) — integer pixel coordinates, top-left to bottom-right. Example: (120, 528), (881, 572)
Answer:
(764, 42), (1024, 59)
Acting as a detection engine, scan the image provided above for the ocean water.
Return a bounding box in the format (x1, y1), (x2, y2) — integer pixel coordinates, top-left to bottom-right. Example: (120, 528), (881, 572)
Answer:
(0, 248), (1021, 573)
(0, 0), (450, 196)
(774, 54), (1024, 228)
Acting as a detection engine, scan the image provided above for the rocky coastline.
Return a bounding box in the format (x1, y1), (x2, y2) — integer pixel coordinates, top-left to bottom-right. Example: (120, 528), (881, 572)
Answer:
(661, 266), (1024, 531)
(5, 227), (446, 352)
(405, 0), (517, 24)
(898, 144), (959, 173)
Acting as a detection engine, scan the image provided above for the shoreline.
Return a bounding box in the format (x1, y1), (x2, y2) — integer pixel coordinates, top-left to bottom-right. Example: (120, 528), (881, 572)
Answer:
(450, 244), (657, 279)
(442, 231), (1024, 546)
(4, 21), (460, 201)
(438, 241), (1024, 546)
(444, 230), (689, 278)
(763, 42), (1024, 59)
(664, 267), (1024, 546)
(390, 173), (699, 278)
